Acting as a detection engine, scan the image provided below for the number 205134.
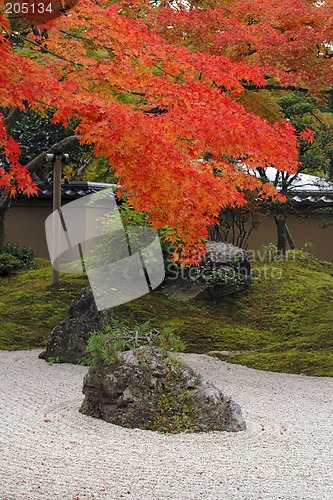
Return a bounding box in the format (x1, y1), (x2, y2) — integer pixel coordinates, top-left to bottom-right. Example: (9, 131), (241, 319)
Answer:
(5, 2), (53, 15)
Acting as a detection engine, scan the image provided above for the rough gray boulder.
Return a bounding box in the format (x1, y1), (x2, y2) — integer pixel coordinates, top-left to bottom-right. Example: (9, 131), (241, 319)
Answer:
(163, 241), (251, 301)
(80, 346), (246, 433)
(39, 287), (113, 363)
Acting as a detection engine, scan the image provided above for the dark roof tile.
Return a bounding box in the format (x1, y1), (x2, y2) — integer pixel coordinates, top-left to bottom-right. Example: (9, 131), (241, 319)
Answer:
(17, 181), (117, 200)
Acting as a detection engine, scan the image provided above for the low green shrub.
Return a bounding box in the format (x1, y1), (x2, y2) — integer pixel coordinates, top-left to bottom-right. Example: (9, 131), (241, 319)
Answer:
(0, 253), (21, 276)
(0, 243), (36, 269)
(259, 243), (317, 264)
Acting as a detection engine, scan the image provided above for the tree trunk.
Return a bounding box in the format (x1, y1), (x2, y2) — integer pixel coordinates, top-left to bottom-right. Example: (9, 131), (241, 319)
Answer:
(274, 207), (287, 256)
(0, 212), (5, 247)
(0, 191), (10, 247)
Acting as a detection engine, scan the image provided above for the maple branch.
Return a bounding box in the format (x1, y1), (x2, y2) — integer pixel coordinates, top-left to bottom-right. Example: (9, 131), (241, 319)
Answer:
(25, 135), (80, 174)
(75, 153), (94, 178)
(242, 82), (332, 96)
(58, 28), (116, 56)
(59, 29), (86, 41)
(309, 112), (324, 125)
(4, 107), (25, 132)
(12, 33), (84, 67)
(143, 107), (168, 115)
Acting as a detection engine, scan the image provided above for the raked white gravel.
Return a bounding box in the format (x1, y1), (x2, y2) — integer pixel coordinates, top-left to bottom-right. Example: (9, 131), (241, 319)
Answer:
(0, 349), (332, 500)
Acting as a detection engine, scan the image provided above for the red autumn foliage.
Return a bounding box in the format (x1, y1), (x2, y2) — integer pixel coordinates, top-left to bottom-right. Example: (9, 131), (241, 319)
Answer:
(0, 0), (331, 260)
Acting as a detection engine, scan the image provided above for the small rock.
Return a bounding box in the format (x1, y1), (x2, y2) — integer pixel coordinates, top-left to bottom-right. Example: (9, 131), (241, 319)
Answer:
(39, 287), (113, 363)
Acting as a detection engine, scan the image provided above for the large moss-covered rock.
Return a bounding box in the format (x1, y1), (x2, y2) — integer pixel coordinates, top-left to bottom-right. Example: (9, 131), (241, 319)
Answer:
(162, 241), (251, 301)
(39, 287), (113, 363)
(80, 346), (246, 433)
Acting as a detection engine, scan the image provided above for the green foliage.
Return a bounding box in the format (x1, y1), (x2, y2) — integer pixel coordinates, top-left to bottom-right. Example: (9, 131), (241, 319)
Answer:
(77, 357), (93, 366)
(259, 243), (317, 264)
(112, 90), (144, 106)
(86, 201), (173, 273)
(5, 109), (70, 167)
(1, 242), (36, 269)
(0, 253), (21, 276)
(277, 92), (333, 178)
(0, 243), (36, 276)
(82, 155), (118, 183)
(155, 325), (186, 351)
(119, 203), (148, 226)
(0, 108), (93, 179)
(87, 320), (186, 366)
(82, 201), (148, 268)
(47, 356), (61, 365)
(286, 246), (317, 264)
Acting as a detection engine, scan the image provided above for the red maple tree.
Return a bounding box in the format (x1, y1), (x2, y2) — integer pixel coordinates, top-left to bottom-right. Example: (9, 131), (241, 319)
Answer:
(0, 0), (332, 261)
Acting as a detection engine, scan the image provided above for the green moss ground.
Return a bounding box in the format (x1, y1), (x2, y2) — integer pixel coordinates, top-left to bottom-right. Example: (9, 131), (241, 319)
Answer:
(114, 259), (333, 376)
(0, 259), (88, 350)
(0, 256), (333, 375)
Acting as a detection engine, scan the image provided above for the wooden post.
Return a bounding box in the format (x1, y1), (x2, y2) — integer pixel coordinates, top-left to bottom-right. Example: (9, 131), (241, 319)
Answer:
(46, 152), (69, 285)
(52, 154), (62, 284)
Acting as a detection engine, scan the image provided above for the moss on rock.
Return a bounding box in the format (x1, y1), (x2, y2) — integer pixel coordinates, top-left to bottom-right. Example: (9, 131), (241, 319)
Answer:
(80, 347), (246, 433)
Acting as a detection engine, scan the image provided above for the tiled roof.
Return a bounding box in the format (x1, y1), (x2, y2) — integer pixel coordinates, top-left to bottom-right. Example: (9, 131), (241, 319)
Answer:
(16, 176), (333, 206)
(19, 181), (117, 199)
(289, 194), (333, 206)
(252, 167), (333, 206)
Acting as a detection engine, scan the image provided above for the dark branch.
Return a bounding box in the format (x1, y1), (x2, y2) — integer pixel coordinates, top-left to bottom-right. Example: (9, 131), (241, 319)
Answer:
(242, 82), (332, 95)
(4, 107), (25, 132)
(143, 107), (168, 115)
(25, 135), (80, 174)
(12, 33), (84, 67)
(75, 153), (94, 178)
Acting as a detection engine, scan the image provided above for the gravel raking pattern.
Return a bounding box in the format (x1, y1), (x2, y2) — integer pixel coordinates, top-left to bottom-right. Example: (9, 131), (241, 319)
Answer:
(0, 350), (332, 499)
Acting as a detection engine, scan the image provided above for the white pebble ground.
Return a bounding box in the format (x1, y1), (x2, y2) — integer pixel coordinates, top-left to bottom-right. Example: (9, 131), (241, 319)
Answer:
(0, 349), (332, 499)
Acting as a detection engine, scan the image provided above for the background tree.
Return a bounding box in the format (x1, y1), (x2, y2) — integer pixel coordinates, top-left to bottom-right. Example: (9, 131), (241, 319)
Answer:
(277, 92), (333, 179)
(252, 92), (333, 254)
(208, 190), (267, 249)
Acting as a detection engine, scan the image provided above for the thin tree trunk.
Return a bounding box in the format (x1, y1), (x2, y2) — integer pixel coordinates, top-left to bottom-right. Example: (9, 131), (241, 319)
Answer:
(0, 211), (6, 247)
(0, 191), (11, 247)
(274, 209), (287, 256)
